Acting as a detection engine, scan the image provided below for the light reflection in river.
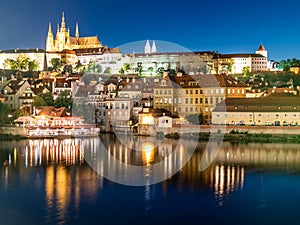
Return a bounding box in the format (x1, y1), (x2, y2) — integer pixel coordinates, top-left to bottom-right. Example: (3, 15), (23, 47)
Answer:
(1, 137), (300, 224)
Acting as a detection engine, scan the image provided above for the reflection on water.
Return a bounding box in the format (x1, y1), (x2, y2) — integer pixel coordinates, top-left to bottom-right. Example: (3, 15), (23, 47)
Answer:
(1, 136), (300, 224)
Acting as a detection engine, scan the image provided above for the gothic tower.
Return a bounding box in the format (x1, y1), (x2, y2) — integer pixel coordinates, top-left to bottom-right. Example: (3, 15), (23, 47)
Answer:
(46, 23), (54, 52)
(145, 40), (151, 54)
(151, 41), (157, 53)
(57, 12), (71, 51)
(75, 22), (79, 39)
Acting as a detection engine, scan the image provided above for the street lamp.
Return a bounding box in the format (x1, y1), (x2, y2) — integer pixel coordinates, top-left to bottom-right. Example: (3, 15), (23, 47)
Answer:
(8, 114), (13, 126)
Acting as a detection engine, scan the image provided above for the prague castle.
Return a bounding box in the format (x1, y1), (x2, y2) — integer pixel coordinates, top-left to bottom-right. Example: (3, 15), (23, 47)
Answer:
(46, 12), (102, 52)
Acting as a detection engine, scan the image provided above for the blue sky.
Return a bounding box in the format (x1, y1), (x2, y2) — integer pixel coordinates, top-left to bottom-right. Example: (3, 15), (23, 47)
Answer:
(0, 0), (300, 60)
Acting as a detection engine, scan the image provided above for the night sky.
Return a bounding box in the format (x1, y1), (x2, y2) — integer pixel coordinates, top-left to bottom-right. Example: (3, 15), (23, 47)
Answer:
(0, 0), (300, 60)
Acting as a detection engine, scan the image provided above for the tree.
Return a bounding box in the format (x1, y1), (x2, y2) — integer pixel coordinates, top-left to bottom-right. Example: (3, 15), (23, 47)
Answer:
(50, 58), (63, 71)
(63, 64), (73, 74)
(119, 68), (125, 75)
(135, 63), (143, 76)
(242, 66), (251, 75)
(33, 95), (47, 106)
(104, 67), (112, 74)
(54, 91), (73, 109)
(28, 60), (39, 71)
(148, 67), (154, 75)
(0, 102), (10, 126)
(157, 67), (165, 75)
(33, 92), (54, 106)
(122, 63), (131, 74)
(3, 55), (39, 71)
(74, 60), (84, 73)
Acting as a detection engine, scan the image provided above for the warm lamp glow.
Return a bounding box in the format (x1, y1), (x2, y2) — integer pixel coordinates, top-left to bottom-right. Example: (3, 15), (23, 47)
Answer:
(142, 143), (155, 165)
(141, 115), (154, 125)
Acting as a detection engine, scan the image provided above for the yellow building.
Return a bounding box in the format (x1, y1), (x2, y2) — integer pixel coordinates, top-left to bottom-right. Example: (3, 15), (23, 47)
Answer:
(153, 73), (248, 123)
(46, 12), (102, 52)
(212, 94), (300, 126)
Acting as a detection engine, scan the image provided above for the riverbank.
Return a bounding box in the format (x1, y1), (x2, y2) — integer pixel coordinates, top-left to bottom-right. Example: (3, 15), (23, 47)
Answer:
(0, 133), (27, 141)
(165, 131), (300, 143)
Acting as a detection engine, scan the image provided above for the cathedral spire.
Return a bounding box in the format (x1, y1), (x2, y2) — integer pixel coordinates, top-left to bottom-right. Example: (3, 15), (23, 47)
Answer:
(61, 12), (66, 32)
(75, 22), (79, 39)
(48, 22), (53, 35)
(145, 40), (151, 54)
(46, 23), (54, 52)
(151, 41), (157, 53)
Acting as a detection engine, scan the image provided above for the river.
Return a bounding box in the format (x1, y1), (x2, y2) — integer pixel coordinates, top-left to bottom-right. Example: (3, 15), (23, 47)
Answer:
(0, 134), (300, 225)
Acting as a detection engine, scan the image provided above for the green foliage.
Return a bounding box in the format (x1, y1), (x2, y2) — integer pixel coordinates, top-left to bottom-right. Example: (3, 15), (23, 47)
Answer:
(4, 55), (39, 71)
(86, 61), (102, 74)
(0, 102), (10, 126)
(242, 66), (251, 75)
(50, 58), (63, 71)
(54, 91), (73, 109)
(33, 95), (47, 106)
(33, 92), (54, 107)
(103, 67), (112, 74)
(122, 63), (131, 74)
(119, 68), (125, 75)
(63, 64), (73, 74)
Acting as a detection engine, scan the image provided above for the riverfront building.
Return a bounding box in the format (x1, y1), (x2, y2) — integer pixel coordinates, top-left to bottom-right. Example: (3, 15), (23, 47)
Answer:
(212, 94), (300, 126)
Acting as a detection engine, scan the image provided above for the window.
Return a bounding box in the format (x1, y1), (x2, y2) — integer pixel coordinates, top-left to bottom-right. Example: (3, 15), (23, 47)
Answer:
(190, 98), (193, 104)
(168, 90), (171, 95)
(195, 90), (198, 94)
(195, 98), (198, 104)
(164, 90), (167, 95)
(210, 98), (213, 104)
(200, 90), (203, 94)
(186, 90), (189, 94)
(228, 89), (231, 94)
(190, 107), (193, 112)
(178, 98), (182, 104)
(190, 90), (193, 95)
(200, 98), (203, 104)
(205, 98), (208, 104)
(185, 98), (188, 104)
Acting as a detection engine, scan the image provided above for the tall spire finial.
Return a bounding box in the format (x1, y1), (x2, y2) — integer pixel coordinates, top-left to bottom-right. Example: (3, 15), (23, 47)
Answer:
(151, 41), (157, 53)
(75, 22), (79, 38)
(61, 11), (66, 31)
(145, 40), (151, 54)
(48, 22), (52, 34)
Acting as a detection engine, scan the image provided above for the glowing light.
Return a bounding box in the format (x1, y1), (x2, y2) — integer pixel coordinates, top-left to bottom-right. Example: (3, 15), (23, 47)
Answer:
(141, 115), (154, 125)
(142, 143), (155, 165)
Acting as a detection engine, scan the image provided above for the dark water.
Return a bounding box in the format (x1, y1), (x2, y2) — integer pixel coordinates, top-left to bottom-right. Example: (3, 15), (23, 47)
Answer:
(1, 135), (300, 225)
